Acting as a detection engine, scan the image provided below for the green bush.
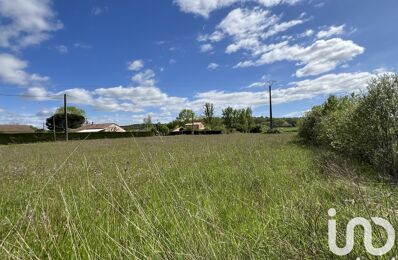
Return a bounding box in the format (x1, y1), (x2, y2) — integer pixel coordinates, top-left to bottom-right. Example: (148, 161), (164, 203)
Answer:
(0, 131), (154, 145)
(298, 74), (398, 176)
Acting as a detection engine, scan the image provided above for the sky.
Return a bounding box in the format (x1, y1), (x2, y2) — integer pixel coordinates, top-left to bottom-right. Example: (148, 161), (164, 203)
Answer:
(0, 0), (397, 126)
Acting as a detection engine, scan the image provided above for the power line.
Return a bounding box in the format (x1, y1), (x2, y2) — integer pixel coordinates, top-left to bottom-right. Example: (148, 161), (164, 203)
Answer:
(0, 93), (63, 99)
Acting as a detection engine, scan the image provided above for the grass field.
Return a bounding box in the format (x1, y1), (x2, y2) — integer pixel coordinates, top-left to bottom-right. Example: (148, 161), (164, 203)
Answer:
(0, 133), (397, 259)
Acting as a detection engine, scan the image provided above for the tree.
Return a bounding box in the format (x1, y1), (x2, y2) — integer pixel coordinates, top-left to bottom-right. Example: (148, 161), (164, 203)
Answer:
(46, 114), (85, 131)
(46, 106), (86, 131)
(203, 103), (214, 126)
(177, 109), (195, 124)
(143, 115), (152, 130)
(156, 123), (169, 136)
(222, 107), (234, 129)
(55, 106), (86, 117)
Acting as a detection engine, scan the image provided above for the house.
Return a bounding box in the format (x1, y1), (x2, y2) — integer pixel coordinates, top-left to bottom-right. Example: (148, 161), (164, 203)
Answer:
(184, 122), (205, 131)
(0, 125), (35, 133)
(75, 123), (126, 133)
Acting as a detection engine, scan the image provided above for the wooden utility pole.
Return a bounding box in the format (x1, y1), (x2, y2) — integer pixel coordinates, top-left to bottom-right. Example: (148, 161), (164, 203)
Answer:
(64, 94), (68, 141)
(268, 81), (275, 130)
(53, 115), (56, 141)
(191, 112), (194, 135)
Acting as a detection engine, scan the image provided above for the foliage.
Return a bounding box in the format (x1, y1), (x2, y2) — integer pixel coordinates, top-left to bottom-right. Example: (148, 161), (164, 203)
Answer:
(249, 125), (262, 133)
(143, 115), (153, 130)
(46, 113), (85, 131)
(0, 131), (154, 144)
(222, 107), (254, 133)
(177, 109), (195, 124)
(222, 107), (234, 129)
(203, 103), (215, 127)
(265, 128), (281, 134)
(298, 74), (398, 176)
(55, 106), (86, 117)
(156, 123), (170, 135)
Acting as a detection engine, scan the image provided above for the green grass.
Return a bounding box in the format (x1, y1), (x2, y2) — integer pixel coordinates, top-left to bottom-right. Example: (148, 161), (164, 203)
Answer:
(0, 134), (397, 259)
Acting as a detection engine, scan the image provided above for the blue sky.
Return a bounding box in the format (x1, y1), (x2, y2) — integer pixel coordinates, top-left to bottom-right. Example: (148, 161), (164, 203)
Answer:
(0, 0), (397, 126)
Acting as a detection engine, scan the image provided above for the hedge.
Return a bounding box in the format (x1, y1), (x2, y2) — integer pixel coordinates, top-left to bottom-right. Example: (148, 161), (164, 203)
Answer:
(0, 131), (154, 145)
(169, 130), (223, 136)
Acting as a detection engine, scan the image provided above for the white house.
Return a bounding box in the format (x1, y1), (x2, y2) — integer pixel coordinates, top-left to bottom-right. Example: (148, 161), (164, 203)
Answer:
(75, 123), (126, 133)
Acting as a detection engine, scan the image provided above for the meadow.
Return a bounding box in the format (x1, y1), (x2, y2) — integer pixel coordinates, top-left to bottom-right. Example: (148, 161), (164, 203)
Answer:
(0, 133), (397, 259)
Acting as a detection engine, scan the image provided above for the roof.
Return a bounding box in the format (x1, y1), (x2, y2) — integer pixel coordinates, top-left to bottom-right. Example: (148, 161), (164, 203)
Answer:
(0, 125), (35, 133)
(184, 122), (204, 126)
(77, 129), (104, 133)
(77, 123), (115, 130)
(78, 123), (116, 130)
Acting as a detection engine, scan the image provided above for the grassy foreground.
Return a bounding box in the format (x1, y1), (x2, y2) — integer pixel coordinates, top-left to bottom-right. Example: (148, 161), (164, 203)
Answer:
(0, 134), (397, 259)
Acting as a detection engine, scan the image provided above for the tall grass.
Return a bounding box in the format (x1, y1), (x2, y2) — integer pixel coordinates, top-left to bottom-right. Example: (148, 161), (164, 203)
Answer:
(0, 134), (397, 258)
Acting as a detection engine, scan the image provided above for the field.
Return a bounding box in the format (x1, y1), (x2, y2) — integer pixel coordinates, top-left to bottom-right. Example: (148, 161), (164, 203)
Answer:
(0, 134), (397, 259)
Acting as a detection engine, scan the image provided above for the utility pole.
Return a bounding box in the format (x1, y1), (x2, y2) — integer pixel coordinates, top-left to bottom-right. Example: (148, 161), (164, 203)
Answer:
(191, 112), (194, 135)
(53, 115), (56, 141)
(64, 94), (68, 141)
(268, 81), (276, 130)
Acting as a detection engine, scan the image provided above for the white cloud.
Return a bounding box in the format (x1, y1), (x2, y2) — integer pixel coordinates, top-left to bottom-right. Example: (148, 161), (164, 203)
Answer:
(247, 82), (267, 88)
(74, 42), (92, 49)
(131, 69), (156, 86)
(200, 43), (213, 52)
(189, 72), (375, 109)
(55, 45), (68, 53)
(207, 63), (220, 70)
(36, 107), (56, 117)
(0, 0), (63, 49)
(264, 19), (305, 38)
(0, 109), (45, 126)
(174, 0), (239, 18)
(317, 25), (345, 39)
(91, 6), (108, 16)
(174, 0), (300, 18)
(128, 59), (144, 71)
(210, 8), (305, 55)
(0, 53), (49, 86)
(235, 38), (365, 77)
(299, 29), (314, 37)
(283, 110), (308, 117)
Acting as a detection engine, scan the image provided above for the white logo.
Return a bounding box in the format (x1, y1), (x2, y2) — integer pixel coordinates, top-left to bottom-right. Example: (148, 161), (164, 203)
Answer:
(328, 208), (395, 256)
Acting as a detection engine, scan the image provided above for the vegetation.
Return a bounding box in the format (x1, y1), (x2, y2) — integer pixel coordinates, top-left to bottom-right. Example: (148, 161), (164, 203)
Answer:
(298, 74), (398, 176)
(55, 106), (86, 117)
(177, 109), (195, 124)
(1, 134), (397, 258)
(0, 131), (154, 145)
(47, 106), (86, 131)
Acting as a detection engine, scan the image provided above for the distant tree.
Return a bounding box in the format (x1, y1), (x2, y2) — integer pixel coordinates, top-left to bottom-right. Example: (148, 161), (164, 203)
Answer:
(203, 103), (214, 126)
(46, 114), (85, 131)
(177, 109), (195, 124)
(245, 107), (254, 132)
(222, 107), (234, 129)
(156, 123), (169, 136)
(46, 106), (86, 131)
(143, 115), (152, 130)
(55, 106), (86, 117)
(167, 120), (180, 131)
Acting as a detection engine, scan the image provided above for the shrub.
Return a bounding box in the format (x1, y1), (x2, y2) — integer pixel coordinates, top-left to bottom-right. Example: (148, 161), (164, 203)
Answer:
(264, 128), (281, 134)
(298, 74), (398, 176)
(250, 125), (262, 133)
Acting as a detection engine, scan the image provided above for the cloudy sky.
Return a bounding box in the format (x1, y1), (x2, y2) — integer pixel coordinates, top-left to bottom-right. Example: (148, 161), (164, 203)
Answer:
(0, 0), (397, 126)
